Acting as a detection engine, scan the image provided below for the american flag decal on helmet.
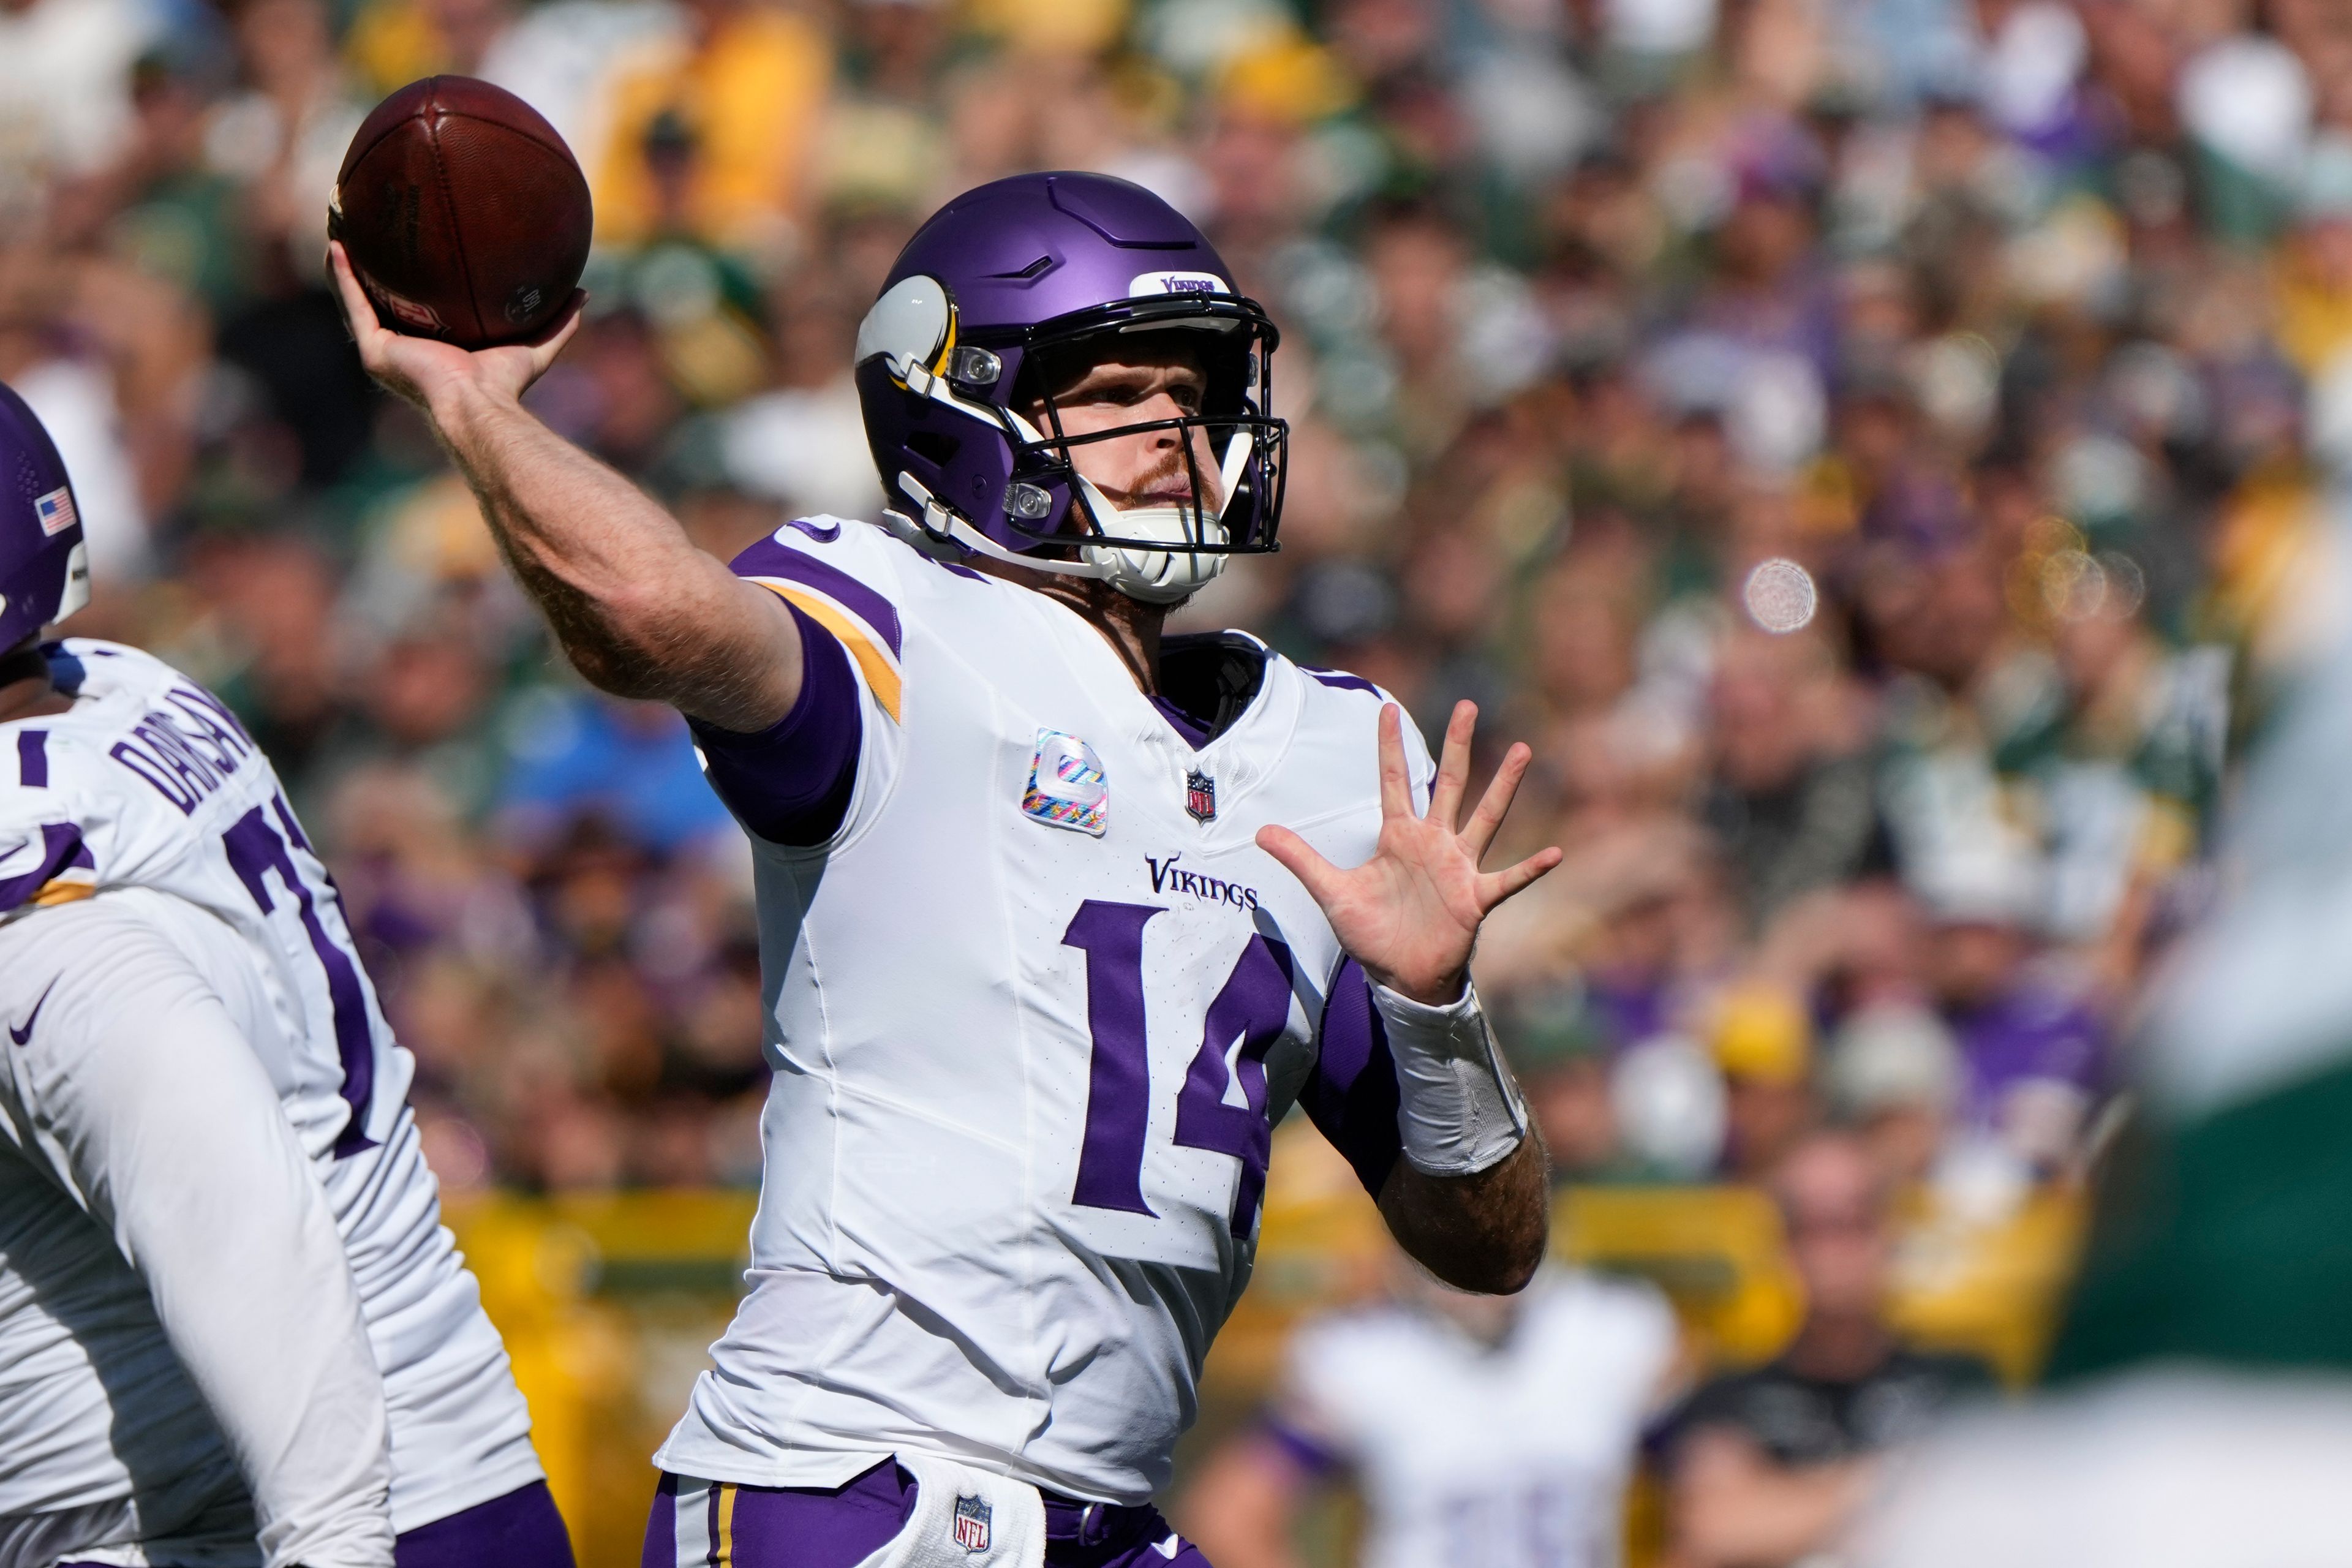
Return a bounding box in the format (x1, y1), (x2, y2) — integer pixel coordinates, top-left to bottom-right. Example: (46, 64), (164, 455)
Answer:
(952, 1494), (992, 1553)
(34, 487), (74, 537)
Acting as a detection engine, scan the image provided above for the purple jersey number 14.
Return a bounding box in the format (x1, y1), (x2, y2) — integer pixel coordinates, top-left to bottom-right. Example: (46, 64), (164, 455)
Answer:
(1063, 899), (1295, 1238)
(223, 794), (378, 1156)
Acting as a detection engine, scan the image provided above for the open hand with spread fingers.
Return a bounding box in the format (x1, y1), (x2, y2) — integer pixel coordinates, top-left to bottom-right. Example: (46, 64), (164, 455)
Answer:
(1257, 701), (1564, 1006)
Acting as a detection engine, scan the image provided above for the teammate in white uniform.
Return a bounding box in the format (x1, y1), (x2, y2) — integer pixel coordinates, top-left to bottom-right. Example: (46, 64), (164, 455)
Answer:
(1186, 1267), (1680, 1568)
(332, 171), (1559, 1568)
(0, 385), (567, 1568)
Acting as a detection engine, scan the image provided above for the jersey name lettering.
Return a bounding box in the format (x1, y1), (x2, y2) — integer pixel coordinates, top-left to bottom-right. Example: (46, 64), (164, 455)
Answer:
(106, 687), (255, 815)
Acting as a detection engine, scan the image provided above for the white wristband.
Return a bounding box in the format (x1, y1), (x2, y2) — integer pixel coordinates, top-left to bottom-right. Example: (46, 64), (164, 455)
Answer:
(1371, 979), (1530, 1177)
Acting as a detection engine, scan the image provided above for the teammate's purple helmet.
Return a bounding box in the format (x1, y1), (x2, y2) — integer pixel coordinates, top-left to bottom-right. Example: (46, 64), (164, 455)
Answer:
(0, 381), (88, 652)
(854, 172), (1286, 603)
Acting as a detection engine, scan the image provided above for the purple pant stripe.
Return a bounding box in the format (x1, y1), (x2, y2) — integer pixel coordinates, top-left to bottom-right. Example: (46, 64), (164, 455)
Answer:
(641, 1463), (909, 1568)
(639, 1473), (679, 1568)
(394, 1480), (575, 1568)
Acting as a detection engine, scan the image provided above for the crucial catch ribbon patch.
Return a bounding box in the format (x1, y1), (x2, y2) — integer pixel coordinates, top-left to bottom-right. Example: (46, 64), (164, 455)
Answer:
(1023, 729), (1109, 837)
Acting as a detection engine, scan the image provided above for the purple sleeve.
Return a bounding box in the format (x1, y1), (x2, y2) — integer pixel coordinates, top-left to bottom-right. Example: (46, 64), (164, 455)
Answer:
(1299, 959), (1403, 1198)
(689, 602), (862, 846)
(730, 528), (904, 658)
(0, 822), (92, 914)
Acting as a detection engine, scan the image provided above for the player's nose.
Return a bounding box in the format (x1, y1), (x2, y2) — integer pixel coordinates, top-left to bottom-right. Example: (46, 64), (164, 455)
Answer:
(1136, 386), (1190, 434)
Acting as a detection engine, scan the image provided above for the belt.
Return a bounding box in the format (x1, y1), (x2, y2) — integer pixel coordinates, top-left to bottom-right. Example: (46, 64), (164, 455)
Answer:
(1036, 1490), (1164, 1552)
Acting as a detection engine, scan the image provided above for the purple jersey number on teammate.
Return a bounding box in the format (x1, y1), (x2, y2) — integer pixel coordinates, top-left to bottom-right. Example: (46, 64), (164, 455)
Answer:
(224, 795), (377, 1155)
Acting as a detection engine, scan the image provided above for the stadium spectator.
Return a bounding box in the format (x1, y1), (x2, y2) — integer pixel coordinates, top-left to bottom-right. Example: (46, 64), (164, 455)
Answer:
(1711, 984), (1822, 1181)
(1823, 1002), (1964, 1186)
(587, 0), (832, 255)
(1651, 1131), (1999, 1568)
(1915, 851), (2108, 1180)
(1500, 988), (1624, 1183)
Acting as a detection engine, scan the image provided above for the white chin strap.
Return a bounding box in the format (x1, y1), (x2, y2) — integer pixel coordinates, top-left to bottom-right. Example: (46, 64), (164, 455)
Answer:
(889, 428), (1255, 606)
(886, 473), (1120, 579)
(1072, 479), (1228, 606)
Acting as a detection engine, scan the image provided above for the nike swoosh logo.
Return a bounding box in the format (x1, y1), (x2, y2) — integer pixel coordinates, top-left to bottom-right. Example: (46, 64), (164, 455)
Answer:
(9, 978), (58, 1046)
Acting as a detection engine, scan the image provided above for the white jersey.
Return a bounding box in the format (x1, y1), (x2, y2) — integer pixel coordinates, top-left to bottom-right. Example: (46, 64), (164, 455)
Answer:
(1272, 1272), (1678, 1568)
(0, 888), (392, 1568)
(0, 640), (541, 1536)
(660, 519), (1430, 1502)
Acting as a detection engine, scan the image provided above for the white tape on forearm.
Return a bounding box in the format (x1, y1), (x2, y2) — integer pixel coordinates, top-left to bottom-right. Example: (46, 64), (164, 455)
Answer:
(1372, 980), (1529, 1177)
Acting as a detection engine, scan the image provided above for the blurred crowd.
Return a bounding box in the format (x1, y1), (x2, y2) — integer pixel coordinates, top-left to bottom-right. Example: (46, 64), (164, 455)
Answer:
(0, 0), (2335, 1221)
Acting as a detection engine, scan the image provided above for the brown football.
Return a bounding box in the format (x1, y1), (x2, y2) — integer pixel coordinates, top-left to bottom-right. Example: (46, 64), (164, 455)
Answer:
(330, 76), (592, 349)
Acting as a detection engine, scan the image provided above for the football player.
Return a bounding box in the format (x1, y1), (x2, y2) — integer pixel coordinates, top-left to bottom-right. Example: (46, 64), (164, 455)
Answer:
(0, 387), (567, 1567)
(1185, 1260), (1681, 1568)
(331, 171), (1559, 1568)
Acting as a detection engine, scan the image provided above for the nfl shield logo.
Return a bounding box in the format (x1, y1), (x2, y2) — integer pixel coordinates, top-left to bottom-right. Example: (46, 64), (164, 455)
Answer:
(952, 1494), (992, 1553)
(1185, 769), (1216, 823)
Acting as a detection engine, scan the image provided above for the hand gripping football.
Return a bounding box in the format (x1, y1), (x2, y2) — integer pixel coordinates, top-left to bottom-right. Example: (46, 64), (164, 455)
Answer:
(329, 75), (593, 349)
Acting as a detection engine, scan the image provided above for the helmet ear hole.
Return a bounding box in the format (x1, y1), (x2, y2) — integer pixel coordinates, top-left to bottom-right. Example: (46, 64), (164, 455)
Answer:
(907, 430), (959, 467)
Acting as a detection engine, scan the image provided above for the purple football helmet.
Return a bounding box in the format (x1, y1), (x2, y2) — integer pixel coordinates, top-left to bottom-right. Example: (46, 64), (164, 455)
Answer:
(0, 381), (88, 652)
(854, 172), (1286, 603)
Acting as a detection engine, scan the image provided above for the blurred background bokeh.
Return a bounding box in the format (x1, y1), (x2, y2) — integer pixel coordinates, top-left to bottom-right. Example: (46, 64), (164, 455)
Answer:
(4, 0), (2342, 1559)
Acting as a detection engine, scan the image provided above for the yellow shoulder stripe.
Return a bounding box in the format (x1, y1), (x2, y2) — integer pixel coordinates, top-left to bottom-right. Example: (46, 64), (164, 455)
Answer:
(750, 579), (903, 723)
(31, 878), (94, 908)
